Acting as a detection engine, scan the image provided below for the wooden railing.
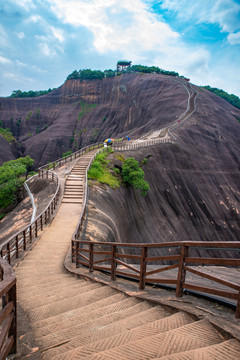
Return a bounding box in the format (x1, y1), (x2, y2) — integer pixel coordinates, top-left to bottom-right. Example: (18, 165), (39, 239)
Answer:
(0, 170), (60, 265)
(0, 258), (16, 358)
(71, 240), (240, 318)
(112, 138), (173, 151)
(72, 147), (105, 241)
(38, 143), (103, 172)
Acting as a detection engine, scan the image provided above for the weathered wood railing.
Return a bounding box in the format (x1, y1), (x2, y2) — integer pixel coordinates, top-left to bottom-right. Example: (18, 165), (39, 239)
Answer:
(71, 240), (240, 318)
(38, 143), (103, 173)
(0, 258), (16, 358)
(0, 170), (60, 265)
(112, 138), (173, 151)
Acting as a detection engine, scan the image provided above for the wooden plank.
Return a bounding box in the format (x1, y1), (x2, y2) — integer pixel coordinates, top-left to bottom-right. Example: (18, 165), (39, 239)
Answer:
(92, 265), (111, 272)
(0, 312), (14, 351)
(146, 255), (180, 262)
(184, 266), (240, 290)
(93, 251), (111, 256)
(77, 253), (89, 262)
(73, 240), (240, 249)
(145, 278), (177, 284)
(146, 263), (179, 276)
(92, 258), (111, 265)
(116, 260), (140, 274)
(183, 283), (239, 300)
(0, 302), (14, 324)
(115, 270), (140, 280)
(116, 253), (141, 260)
(185, 257), (240, 266)
(0, 336), (14, 360)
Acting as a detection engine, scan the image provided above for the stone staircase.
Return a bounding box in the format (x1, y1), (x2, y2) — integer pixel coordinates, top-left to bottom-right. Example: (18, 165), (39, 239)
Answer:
(62, 156), (93, 204)
(15, 151), (240, 359)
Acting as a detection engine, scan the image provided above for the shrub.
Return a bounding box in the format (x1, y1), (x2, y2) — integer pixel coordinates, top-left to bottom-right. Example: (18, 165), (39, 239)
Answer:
(122, 157), (149, 196)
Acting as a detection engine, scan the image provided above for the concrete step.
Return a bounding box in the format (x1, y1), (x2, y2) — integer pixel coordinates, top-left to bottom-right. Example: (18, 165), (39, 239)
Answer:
(31, 292), (128, 331)
(41, 306), (173, 359)
(157, 339), (240, 360)
(72, 319), (224, 360)
(38, 301), (154, 350)
(47, 311), (190, 360)
(27, 286), (117, 322)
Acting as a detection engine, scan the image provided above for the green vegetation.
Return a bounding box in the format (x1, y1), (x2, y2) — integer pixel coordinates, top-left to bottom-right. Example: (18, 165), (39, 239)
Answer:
(88, 148), (120, 189)
(78, 102), (97, 122)
(127, 65), (179, 77)
(67, 69), (105, 80)
(66, 65), (179, 80)
(0, 128), (16, 143)
(122, 157), (149, 196)
(25, 111), (32, 122)
(88, 151), (149, 196)
(62, 150), (72, 157)
(0, 156), (34, 209)
(201, 85), (240, 110)
(10, 88), (55, 98)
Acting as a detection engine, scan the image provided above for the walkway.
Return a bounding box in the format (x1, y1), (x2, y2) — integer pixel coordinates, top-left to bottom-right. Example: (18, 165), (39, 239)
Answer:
(14, 149), (240, 359)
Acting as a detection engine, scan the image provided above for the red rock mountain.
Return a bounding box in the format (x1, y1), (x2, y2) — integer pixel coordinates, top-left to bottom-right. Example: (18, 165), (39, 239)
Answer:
(0, 72), (240, 243)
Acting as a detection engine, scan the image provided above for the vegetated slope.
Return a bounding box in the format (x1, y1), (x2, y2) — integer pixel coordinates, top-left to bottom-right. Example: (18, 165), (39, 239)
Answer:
(85, 86), (240, 246)
(0, 73), (188, 167)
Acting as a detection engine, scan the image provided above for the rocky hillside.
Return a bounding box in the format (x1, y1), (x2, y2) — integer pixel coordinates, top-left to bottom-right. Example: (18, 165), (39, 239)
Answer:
(0, 73), (190, 167)
(0, 72), (240, 245)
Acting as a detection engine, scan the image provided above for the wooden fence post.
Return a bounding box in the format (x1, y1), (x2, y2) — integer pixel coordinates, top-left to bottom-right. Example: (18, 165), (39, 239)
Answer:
(76, 242), (79, 268)
(236, 288), (240, 318)
(8, 283), (17, 355)
(139, 246), (148, 290)
(89, 244), (93, 272)
(111, 245), (117, 281)
(176, 245), (189, 297)
(23, 230), (26, 251)
(40, 215), (43, 231)
(15, 235), (19, 259)
(35, 220), (38, 237)
(29, 225), (32, 243)
(7, 243), (11, 265)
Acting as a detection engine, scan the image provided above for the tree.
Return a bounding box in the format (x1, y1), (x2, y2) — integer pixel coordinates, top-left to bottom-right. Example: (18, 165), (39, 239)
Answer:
(0, 156), (34, 209)
(122, 157), (150, 196)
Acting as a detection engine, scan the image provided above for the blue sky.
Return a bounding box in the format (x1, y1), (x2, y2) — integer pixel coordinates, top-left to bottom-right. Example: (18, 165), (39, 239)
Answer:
(0, 0), (240, 97)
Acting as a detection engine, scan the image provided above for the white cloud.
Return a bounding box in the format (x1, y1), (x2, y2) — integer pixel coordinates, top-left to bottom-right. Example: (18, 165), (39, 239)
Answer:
(161, 0), (240, 42)
(39, 43), (57, 58)
(17, 32), (25, 40)
(47, 0), (179, 53)
(9, 0), (36, 11)
(0, 55), (12, 64)
(227, 31), (240, 45)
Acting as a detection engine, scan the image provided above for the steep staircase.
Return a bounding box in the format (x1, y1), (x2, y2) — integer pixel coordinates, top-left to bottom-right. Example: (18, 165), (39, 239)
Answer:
(15, 151), (240, 359)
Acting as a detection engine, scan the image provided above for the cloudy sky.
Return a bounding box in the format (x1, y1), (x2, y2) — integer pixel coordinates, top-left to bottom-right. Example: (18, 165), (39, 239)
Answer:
(0, 0), (240, 97)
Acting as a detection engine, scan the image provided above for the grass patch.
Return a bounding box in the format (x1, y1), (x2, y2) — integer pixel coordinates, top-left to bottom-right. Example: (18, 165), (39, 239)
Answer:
(78, 102), (97, 122)
(88, 148), (120, 189)
(0, 128), (16, 143)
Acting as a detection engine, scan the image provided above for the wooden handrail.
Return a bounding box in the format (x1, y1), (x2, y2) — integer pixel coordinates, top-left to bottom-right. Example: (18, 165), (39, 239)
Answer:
(0, 258), (16, 358)
(72, 239), (240, 318)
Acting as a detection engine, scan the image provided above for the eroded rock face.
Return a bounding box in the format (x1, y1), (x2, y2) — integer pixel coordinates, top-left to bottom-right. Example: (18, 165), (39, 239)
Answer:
(84, 84), (240, 246)
(0, 73), (188, 167)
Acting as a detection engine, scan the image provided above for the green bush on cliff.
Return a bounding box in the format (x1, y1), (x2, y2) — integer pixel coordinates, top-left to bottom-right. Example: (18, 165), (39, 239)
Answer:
(88, 148), (120, 189)
(0, 156), (34, 209)
(0, 128), (16, 143)
(122, 157), (149, 196)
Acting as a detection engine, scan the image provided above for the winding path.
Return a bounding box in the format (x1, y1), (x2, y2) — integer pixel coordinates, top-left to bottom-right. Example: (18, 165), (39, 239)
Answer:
(15, 146), (240, 359)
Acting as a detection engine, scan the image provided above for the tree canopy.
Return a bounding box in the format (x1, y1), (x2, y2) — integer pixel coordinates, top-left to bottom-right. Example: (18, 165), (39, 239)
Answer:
(201, 85), (240, 110)
(0, 156), (34, 209)
(10, 88), (55, 98)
